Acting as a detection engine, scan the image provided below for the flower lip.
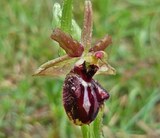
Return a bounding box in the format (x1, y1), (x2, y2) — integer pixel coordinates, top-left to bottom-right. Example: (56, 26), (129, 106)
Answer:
(63, 61), (110, 125)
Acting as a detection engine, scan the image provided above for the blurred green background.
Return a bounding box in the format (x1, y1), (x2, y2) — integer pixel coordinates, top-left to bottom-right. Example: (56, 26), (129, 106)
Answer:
(0, 0), (160, 138)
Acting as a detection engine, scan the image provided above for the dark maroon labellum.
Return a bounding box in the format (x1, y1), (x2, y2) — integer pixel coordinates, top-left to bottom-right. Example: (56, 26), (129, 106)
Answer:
(63, 62), (110, 125)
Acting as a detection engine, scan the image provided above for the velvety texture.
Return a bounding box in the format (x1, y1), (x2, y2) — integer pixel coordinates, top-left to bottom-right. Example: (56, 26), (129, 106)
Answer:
(63, 62), (110, 125)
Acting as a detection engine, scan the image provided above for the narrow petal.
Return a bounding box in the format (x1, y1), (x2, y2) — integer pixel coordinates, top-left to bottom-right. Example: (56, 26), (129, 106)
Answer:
(81, 0), (93, 50)
(90, 35), (112, 52)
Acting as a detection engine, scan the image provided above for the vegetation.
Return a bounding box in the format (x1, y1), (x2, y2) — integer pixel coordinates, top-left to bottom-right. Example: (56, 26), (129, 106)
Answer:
(0, 0), (160, 137)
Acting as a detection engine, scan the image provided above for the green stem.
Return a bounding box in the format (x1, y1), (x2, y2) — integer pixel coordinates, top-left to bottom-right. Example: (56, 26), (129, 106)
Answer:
(61, 0), (73, 33)
(92, 106), (104, 138)
(81, 125), (89, 138)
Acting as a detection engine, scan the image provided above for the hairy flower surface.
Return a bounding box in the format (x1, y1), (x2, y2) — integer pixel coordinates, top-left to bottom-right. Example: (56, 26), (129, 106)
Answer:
(34, 1), (115, 125)
(63, 62), (110, 125)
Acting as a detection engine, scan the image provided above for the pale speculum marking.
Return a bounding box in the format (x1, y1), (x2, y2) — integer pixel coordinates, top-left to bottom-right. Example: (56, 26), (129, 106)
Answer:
(80, 78), (95, 115)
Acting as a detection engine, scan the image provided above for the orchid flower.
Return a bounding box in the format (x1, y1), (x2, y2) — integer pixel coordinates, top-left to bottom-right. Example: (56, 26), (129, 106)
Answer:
(33, 1), (115, 126)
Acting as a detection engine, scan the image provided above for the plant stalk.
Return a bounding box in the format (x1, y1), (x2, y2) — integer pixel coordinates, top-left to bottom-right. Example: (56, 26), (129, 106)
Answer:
(61, 0), (73, 33)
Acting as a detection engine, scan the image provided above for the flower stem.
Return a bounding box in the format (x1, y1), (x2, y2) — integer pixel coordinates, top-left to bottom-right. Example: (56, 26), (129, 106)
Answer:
(61, 0), (73, 33)
(92, 106), (104, 138)
(81, 125), (89, 138)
